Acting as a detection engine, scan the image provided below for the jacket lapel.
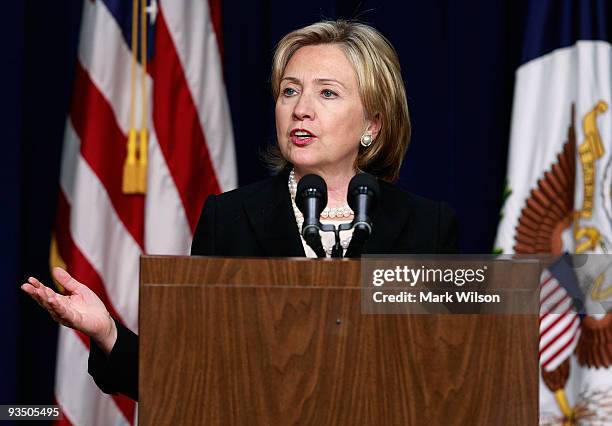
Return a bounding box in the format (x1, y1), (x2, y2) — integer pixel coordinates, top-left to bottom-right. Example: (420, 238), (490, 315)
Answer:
(243, 170), (306, 257)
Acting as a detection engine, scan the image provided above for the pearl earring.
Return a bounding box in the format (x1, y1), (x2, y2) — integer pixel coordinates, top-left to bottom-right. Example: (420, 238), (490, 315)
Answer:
(360, 133), (373, 147)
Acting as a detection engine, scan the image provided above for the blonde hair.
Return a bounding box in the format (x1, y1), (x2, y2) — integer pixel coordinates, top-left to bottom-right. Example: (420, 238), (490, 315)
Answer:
(268, 20), (411, 182)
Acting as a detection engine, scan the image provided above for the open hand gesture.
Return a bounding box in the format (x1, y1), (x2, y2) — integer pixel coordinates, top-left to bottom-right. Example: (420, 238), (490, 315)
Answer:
(21, 267), (117, 354)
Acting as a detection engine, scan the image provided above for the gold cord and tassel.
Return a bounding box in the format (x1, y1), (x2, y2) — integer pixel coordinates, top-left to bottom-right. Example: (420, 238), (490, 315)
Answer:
(50, 1), (148, 281)
(123, 0), (148, 194)
(49, 234), (67, 293)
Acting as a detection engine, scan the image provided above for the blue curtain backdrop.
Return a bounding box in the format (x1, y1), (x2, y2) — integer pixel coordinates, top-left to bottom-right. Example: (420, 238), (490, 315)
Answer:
(0, 0), (23, 410)
(5, 0), (531, 408)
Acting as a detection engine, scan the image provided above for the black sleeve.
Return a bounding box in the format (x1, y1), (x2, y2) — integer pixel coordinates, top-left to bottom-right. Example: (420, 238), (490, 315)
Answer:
(436, 201), (460, 254)
(88, 319), (139, 401)
(190, 194), (217, 256)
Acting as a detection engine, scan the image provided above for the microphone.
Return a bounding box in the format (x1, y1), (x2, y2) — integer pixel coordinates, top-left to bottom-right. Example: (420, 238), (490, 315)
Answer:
(347, 173), (380, 242)
(296, 174), (328, 258)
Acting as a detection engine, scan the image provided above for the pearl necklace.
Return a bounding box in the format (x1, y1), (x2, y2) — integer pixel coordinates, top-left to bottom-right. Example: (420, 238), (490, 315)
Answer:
(288, 169), (354, 256)
(288, 169), (354, 220)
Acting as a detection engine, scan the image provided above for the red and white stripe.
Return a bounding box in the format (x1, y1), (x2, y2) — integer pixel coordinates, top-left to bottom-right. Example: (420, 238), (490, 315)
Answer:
(54, 0), (236, 424)
(539, 270), (581, 372)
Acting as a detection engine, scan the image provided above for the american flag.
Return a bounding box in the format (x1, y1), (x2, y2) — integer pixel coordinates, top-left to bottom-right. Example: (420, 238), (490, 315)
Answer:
(539, 257), (583, 372)
(51, 0), (236, 424)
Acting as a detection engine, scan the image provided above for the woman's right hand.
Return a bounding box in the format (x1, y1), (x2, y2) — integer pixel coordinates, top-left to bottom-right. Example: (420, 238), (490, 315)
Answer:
(21, 267), (117, 354)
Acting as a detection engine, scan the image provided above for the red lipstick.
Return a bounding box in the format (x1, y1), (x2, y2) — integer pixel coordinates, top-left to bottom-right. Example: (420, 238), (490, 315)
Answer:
(290, 128), (316, 147)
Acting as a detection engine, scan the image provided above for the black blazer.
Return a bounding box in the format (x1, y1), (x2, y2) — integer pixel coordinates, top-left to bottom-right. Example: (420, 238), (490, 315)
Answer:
(191, 169), (459, 256)
(88, 170), (459, 400)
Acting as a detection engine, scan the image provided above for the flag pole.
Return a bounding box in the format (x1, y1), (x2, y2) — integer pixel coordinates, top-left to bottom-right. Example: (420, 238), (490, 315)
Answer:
(138, 0), (149, 193)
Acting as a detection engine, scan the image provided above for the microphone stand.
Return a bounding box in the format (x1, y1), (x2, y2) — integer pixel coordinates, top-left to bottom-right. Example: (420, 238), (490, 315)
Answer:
(318, 222), (362, 259)
(319, 223), (344, 258)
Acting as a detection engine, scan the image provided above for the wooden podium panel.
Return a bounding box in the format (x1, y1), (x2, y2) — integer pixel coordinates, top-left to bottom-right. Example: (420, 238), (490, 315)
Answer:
(139, 256), (538, 425)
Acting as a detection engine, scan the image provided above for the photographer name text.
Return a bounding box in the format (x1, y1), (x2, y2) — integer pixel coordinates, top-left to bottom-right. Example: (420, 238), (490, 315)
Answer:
(370, 266), (501, 304)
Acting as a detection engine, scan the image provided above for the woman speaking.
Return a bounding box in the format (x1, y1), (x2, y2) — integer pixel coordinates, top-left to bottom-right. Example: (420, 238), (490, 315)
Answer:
(21, 20), (458, 401)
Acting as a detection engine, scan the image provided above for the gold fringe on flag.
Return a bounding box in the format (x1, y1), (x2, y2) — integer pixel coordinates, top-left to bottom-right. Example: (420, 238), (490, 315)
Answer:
(123, 0), (148, 194)
(49, 234), (67, 293)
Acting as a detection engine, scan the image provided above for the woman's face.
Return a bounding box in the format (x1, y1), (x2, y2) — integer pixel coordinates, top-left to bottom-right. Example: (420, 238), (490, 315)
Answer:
(275, 44), (375, 177)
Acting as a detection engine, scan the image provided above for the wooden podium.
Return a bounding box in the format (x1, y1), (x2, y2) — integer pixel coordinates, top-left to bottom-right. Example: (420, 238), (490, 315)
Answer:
(139, 256), (538, 425)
